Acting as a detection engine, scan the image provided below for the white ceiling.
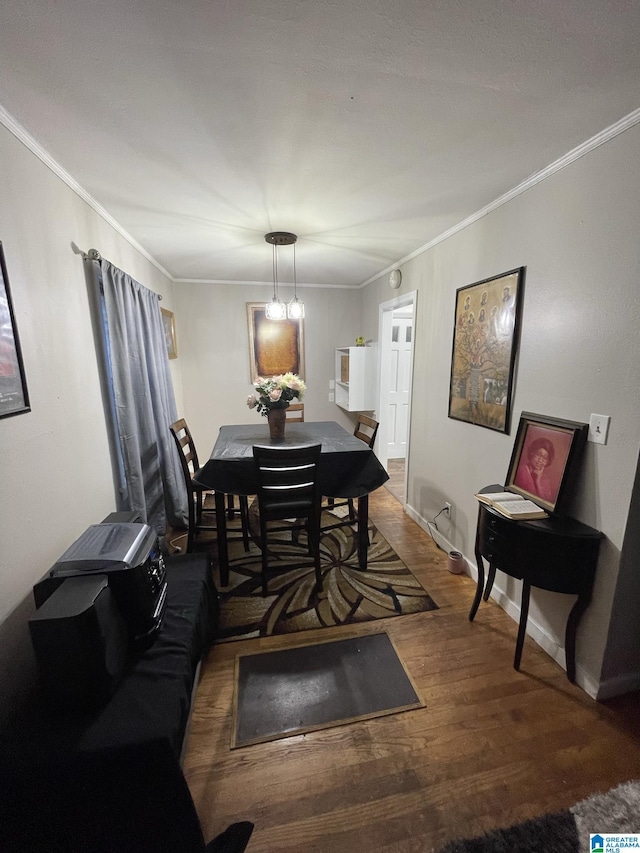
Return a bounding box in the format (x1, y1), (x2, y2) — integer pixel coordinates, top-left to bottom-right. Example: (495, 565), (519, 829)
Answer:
(1, 0), (640, 288)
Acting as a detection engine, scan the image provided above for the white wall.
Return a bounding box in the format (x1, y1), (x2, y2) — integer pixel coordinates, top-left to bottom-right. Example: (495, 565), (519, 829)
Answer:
(360, 123), (640, 697)
(0, 124), (179, 723)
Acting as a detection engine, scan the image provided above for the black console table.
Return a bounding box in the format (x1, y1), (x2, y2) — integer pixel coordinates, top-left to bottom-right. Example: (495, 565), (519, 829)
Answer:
(469, 485), (603, 682)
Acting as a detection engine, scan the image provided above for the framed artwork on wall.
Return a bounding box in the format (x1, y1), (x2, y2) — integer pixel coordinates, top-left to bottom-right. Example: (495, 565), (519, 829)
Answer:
(0, 242), (30, 419)
(161, 307), (177, 359)
(505, 411), (588, 515)
(246, 302), (305, 382)
(448, 267), (525, 433)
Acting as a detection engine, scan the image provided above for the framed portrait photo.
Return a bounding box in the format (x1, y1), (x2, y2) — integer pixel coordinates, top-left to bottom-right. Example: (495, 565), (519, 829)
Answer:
(246, 302), (305, 382)
(0, 242), (30, 419)
(505, 412), (588, 515)
(161, 307), (177, 359)
(448, 267), (525, 433)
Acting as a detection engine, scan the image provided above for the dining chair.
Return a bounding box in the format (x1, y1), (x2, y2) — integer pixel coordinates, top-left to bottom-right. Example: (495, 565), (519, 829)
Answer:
(285, 402), (304, 422)
(252, 443), (323, 596)
(324, 414), (379, 532)
(169, 418), (250, 554)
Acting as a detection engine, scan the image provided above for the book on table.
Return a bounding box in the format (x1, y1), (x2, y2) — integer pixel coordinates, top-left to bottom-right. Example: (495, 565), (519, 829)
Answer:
(474, 491), (548, 520)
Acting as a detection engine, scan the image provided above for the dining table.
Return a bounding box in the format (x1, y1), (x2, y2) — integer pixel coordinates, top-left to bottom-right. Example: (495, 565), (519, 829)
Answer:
(193, 420), (389, 586)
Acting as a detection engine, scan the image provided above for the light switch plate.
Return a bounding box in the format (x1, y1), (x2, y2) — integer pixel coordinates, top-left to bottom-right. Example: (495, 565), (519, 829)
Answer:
(588, 413), (610, 445)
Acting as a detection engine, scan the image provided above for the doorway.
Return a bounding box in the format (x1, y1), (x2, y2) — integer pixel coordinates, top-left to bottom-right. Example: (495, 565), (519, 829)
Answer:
(376, 290), (418, 505)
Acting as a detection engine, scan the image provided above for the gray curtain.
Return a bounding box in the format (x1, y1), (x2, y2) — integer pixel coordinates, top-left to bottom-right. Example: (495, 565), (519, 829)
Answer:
(89, 258), (187, 534)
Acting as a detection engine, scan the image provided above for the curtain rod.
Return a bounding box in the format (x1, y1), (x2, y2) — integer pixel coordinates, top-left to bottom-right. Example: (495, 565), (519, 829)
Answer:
(72, 242), (162, 299)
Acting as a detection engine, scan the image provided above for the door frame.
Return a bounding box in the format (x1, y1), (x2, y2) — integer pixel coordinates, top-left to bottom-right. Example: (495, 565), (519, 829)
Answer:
(376, 290), (418, 504)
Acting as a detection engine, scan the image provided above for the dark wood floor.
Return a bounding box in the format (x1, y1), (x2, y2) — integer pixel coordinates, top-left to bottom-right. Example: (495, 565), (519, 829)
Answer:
(182, 486), (640, 853)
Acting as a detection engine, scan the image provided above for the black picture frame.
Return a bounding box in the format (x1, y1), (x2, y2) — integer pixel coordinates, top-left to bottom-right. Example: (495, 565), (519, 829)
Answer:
(505, 412), (588, 515)
(448, 267), (525, 433)
(0, 242), (30, 419)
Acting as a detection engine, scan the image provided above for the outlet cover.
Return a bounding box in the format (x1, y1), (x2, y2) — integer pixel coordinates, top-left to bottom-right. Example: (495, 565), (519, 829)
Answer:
(588, 414), (610, 445)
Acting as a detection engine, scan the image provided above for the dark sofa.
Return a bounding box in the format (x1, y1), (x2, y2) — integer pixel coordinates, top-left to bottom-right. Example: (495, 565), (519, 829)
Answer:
(0, 550), (221, 852)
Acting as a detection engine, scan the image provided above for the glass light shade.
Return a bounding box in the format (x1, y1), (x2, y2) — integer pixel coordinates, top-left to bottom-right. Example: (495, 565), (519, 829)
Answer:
(265, 296), (287, 320)
(287, 296), (305, 319)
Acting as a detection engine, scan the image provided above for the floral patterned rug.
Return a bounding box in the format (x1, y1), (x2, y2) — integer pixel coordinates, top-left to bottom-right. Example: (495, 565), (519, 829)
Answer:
(209, 503), (438, 642)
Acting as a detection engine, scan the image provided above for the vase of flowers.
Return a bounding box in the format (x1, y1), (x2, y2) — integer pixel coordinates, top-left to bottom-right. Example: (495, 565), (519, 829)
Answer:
(246, 373), (306, 441)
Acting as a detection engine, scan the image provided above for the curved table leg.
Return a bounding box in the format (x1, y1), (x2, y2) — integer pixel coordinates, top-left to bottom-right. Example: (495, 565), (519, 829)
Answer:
(483, 564), (497, 601)
(565, 593), (590, 683)
(514, 581), (531, 671)
(469, 548), (485, 621)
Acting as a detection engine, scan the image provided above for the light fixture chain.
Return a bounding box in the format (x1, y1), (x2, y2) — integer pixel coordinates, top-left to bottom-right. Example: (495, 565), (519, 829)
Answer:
(272, 243), (277, 299)
(293, 242), (297, 298)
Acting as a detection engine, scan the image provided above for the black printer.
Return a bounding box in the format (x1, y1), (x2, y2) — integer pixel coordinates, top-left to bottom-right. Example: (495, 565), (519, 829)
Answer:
(30, 522), (167, 710)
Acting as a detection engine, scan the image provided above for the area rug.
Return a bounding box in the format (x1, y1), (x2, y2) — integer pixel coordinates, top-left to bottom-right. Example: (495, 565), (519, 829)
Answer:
(232, 631), (423, 748)
(437, 779), (640, 852)
(213, 504), (438, 642)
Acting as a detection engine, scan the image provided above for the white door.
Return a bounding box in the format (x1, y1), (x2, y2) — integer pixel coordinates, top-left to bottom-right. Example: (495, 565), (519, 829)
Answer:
(376, 291), (417, 502)
(386, 312), (413, 458)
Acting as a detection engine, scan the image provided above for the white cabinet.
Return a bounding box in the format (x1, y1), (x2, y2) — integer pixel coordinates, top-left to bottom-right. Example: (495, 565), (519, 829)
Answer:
(334, 345), (377, 412)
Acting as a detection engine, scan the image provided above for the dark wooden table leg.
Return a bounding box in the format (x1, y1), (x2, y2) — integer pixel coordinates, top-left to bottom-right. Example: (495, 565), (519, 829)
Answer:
(514, 581), (531, 671)
(357, 494), (369, 570)
(483, 564), (497, 601)
(226, 494), (236, 520)
(469, 547), (485, 621)
(214, 491), (229, 587)
(565, 593), (589, 683)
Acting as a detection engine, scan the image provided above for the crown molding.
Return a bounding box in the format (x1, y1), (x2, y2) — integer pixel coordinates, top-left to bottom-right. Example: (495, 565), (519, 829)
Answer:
(172, 277), (357, 289)
(0, 105), (173, 280)
(3, 102), (639, 290)
(358, 106), (640, 288)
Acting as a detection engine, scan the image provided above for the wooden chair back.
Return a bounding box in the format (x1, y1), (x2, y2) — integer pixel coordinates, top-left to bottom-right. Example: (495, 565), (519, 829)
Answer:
(252, 443), (323, 595)
(169, 418), (202, 552)
(285, 403), (305, 422)
(354, 414), (379, 449)
(169, 418), (200, 483)
(169, 418), (250, 556)
(323, 415), (379, 531)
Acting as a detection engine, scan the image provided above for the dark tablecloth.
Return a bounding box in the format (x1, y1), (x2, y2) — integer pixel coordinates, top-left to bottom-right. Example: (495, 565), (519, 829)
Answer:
(194, 421), (389, 498)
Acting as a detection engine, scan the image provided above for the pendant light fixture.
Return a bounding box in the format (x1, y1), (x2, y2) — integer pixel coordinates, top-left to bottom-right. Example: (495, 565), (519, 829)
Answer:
(264, 232), (287, 320)
(264, 231), (305, 320)
(287, 239), (305, 319)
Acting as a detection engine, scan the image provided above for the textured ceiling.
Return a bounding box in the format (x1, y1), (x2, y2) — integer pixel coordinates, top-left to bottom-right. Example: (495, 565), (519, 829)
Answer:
(1, 0), (639, 287)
